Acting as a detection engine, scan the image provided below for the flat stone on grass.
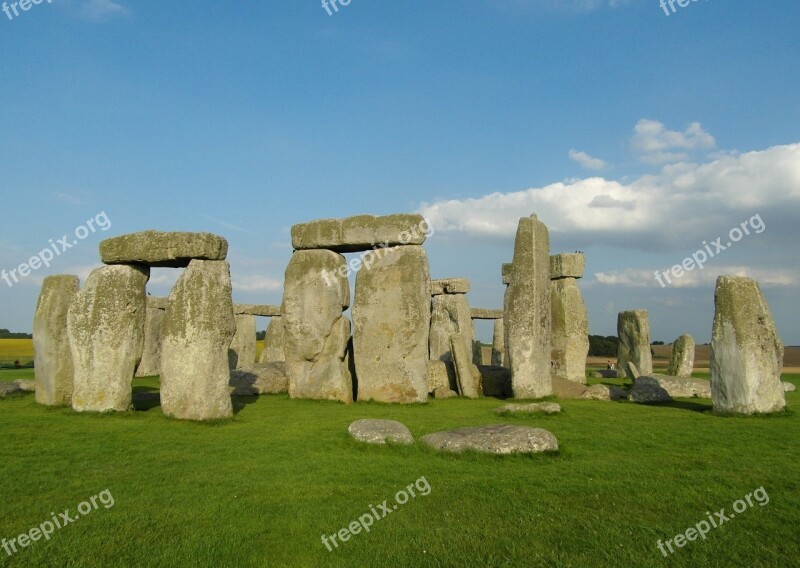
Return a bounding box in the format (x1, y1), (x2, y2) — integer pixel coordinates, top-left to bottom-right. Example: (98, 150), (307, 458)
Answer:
(421, 424), (558, 455)
(348, 419), (414, 445)
(494, 402), (561, 415)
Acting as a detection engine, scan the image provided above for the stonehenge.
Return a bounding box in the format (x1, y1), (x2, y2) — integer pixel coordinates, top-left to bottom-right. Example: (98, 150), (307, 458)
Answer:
(429, 279), (474, 369)
(259, 316), (286, 364)
(229, 314), (257, 370)
(617, 310), (653, 380)
(710, 276), (785, 415)
(667, 334), (695, 378)
(550, 253), (589, 384)
(135, 305), (166, 377)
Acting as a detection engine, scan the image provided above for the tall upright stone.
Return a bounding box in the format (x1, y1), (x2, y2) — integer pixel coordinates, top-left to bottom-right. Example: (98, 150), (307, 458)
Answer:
(33, 275), (80, 406)
(159, 260), (235, 420)
(711, 276), (785, 415)
(283, 250), (352, 403)
(491, 318), (505, 367)
(667, 334), (695, 378)
(135, 307), (165, 377)
(505, 214), (552, 399)
(229, 314), (256, 370)
(353, 245), (431, 403)
(429, 294), (473, 365)
(259, 316), (286, 364)
(550, 253), (589, 384)
(617, 310), (652, 380)
(68, 265), (149, 412)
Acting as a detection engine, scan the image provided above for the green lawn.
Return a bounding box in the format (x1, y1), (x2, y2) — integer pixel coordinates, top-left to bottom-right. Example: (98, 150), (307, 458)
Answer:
(0, 369), (797, 567)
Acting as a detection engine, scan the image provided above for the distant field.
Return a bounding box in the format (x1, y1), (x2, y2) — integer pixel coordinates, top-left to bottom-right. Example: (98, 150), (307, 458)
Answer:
(0, 338), (34, 367)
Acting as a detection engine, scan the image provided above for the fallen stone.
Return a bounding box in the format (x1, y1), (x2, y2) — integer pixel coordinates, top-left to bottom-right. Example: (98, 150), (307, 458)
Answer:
(33, 275), (79, 406)
(159, 260), (235, 421)
(783, 382), (797, 393)
(433, 387), (458, 399)
(291, 214), (430, 253)
(0, 383), (23, 397)
(229, 363), (289, 396)
(550, 253), (585, 280)
(348, 419), (414, 445)
(494, 402), (561, 414)
(353, 245), (430, 403)
(628, 379), (672, 404)
(135, 307), (165, 378)
(431, 278), (470, 295)
(421, 424), (558, 455)
(581, 384), (628, 401)
(711, 276), (785, 415)
(471, 308), (504, 320)
(588, 371), (603, 379)
(505, 214), (552, 399)
(667, 334), (695, 378)
(637, 374), (711, 398)
(100, 231), (228, 268)
(551, 376), (589, 399)
(69, 265), (148, 413)
(233, 304), (281, 317)
(617, 310), (653, 380)
(14, 379), (36, 392)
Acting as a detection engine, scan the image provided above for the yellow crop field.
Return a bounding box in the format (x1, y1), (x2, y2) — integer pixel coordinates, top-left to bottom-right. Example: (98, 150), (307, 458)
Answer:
(0, 338), (34, 366)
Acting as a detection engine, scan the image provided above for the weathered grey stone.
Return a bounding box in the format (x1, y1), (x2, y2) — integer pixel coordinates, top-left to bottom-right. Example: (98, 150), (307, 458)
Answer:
(146, 296), (169, 310)
(501, 263), (513, 285)
(430, 294), (474, 364)
(493, 402), (561, 414)
(229, 314), (256, 370)
(783, 382), (797, 393)
(433, 387), (458, 399)
(551, 376), (589, 399)
(550, 253), (585, 280)
(69, 265), (148, 412)
(628, 361), (640, 379)
(14, 379), (36, 392)
(581, 384), (628, 401)
(422, 424), (558, 455)
(426, 360), (453, 393)
(234, 304), (281, 317)
(33, 275), (79, 406)
(505, 214), (552, 399)
(229, 362), (289, 396)
(667, 334), (695, 378)
(451, 333), (481, 398)
(291, 214), (431, 253)
(430, 278), (470, 295)
(628, 379), (672, 404)
(471, 308), (504, 320)
(159, 260), (235, 421)
(478, 366), (512, 398)
(617, 310), (653, 380)
(348, 419), (414, 445)
(491, 319), (505, 367)
(259, 317), (286, 364)
(0, 383), (22, 397)
(135, 307), (164, 378)
(283, 250), (352, 403)
(353, 246), (430, 403)
(100, 231), (227, 268)
(636, 374), (710, 398)
(588, 371), (604, 379)
(711, 276), (785, 415)
(550, 278), (589, 384)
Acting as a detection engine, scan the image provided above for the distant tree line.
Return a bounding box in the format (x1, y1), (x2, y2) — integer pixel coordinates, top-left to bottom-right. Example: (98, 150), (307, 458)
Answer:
(588, 335), (619, 357)
(256, 330), (266, 340)
(0, 329), (32, 339)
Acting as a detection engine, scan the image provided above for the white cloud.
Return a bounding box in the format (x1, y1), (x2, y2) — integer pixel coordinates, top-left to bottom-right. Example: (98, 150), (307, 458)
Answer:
(232, 275), (284, 293)
(594, 266), (798, 289)
(80, 0), (129, 21)
(569, 149), (608, 170)
(418, 143), (800, 252)
(631, 119), (716, 164)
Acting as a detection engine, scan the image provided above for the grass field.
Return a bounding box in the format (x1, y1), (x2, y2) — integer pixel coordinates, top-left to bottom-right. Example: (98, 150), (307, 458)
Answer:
(0, 363), (797, 567)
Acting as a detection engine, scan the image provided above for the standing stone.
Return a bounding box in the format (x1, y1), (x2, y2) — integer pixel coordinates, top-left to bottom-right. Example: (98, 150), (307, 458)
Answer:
(353, 245), (430, 403)
(259, 316), (286, 364)
(505, 214), (552, 399)
(617, 310), (653, 380)
(491, 318), (505, 367)
(451, 333), (481, 398)
(160, 260), (235, 420)
(429, 294), (474, 365)
(667, 334), (695, 378)
(283, 250), (352, 403)
(33, 275), (80, 406)
(710, 276), (785, 415)
(135, 307), (165, 377)
(550, 278), (589, 384)
(69, 265), (149, 412)
(229, 314), (256, 370)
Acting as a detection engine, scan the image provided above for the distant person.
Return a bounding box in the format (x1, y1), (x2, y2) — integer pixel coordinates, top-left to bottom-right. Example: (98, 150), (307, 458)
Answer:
(606, 361), (611, 370)
(13, 359), (20, 368)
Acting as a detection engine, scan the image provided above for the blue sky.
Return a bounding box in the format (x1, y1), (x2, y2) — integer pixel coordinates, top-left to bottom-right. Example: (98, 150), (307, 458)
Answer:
(1, 0), (798, 344)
